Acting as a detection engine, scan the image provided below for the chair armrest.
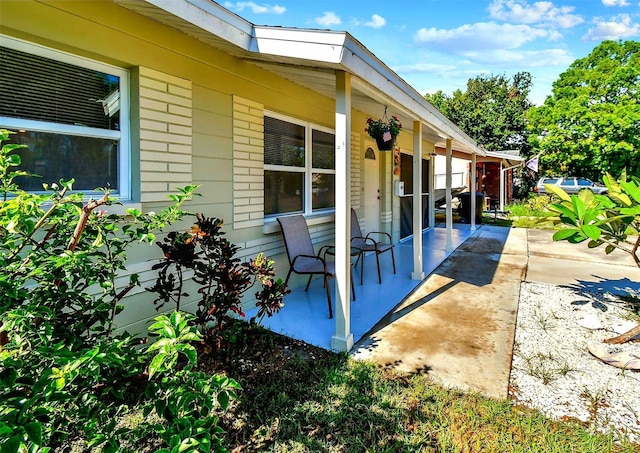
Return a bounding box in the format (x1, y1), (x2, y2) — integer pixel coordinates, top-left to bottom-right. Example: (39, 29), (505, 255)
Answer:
(351, 236), (376, 246)
(318, 245), (332, 258)
(365, 231), (392, 243)
(291, 253), (327, 267)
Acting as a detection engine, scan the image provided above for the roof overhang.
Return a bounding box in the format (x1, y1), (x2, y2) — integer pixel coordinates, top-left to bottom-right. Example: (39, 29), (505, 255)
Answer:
(479, 150), (524, 168)
(112, 0), (485, 156)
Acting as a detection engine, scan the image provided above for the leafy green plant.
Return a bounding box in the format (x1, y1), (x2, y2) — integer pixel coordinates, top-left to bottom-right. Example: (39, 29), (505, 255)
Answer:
(141, 311), (241, 453)
(507, 195), (553, 217)
(545, 171), (640, 344)
(365, 114), (402, 140)
(0, 129), (235, 451)
(147, 213), (289, 346)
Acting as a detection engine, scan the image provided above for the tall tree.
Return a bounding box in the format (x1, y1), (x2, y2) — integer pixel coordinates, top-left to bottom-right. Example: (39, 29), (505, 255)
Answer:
(528, 40), (640, 180)
(425, 72), (534, 153)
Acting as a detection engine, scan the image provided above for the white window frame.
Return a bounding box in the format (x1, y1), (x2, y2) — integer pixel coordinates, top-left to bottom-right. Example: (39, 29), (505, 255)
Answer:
(264, 111), (335, 218)
(0, 35), (131, 200)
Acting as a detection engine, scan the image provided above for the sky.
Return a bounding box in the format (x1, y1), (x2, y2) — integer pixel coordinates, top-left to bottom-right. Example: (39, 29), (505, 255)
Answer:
(221, 0), (640, 105)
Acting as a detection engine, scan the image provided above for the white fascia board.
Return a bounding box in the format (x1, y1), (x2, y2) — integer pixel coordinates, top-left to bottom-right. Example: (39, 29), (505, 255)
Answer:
(145, 0), (254, 49)
(484, 151), (524, 162)
(252, 27), (346, 64)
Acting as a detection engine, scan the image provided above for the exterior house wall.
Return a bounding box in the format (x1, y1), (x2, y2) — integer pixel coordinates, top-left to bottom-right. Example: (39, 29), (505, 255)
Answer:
(1, 0), (417, 335)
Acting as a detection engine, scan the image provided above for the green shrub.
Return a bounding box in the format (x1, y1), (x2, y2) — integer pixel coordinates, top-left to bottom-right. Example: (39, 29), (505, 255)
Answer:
(147, 214), (288, 346)
(506, 195), (552, 217)
(0, 130), (236, 452)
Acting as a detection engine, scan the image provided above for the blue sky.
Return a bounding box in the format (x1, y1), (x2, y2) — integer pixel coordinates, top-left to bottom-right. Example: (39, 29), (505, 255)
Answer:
(222, 0), (640, 105)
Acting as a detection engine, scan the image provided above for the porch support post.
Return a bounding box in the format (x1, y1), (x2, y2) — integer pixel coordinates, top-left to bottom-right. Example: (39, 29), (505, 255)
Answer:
(412, 121), (424, 280)
(445, 138), (453, 252)
(499, 160), (505, 212)
(470, 152), (477, 232)
(331, 70), (353, 353)
(428, 149), (435, 229)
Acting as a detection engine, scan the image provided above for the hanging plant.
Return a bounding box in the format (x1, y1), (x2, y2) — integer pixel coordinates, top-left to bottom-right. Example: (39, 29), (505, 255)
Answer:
(365, 108), (402, 151)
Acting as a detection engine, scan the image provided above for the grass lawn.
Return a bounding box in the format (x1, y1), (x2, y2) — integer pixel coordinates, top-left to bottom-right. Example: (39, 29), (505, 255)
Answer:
(192, 323), (638, 452)
(482, 195), (558, 229)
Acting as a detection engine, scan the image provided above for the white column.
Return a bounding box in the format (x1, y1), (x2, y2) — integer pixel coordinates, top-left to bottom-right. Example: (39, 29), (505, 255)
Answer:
(331, 70), (353, 353)
(445, 138), (453, 252)
(499, 161), (505, 212)
(470, 152), (477, 232)
(428, 150), (435, 229)
(412, 121), (424, 280)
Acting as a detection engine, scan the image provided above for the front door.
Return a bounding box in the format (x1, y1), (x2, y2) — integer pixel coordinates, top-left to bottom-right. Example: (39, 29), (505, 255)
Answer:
(363, 145), (380, 234)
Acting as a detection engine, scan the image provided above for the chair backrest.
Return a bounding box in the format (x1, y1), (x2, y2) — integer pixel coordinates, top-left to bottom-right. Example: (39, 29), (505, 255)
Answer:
(350, 209), (364, 238)
(277, 215), (316, 265)
(350, 209), (367, 248)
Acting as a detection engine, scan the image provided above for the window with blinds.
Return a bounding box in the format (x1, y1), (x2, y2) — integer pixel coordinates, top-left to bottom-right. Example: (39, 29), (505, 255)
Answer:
(263, 113), (335, 217)
(0, 37), (129, 198)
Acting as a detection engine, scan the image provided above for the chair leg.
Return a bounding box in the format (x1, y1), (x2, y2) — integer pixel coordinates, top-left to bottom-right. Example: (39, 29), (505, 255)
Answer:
(284, 268), (293, 288)
(357, 252), (364, 285)
(390, 247), (397, 274)
(305, 275), (313, 292)
(324, 274), (333, 318)
(375, 251), (382, 284)
(350, 268), (356, 301)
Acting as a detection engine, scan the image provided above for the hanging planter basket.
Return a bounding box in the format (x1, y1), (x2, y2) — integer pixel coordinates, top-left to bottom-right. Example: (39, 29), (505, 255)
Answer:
(366, 106), (402, 152)
(375, 135), (395, 151)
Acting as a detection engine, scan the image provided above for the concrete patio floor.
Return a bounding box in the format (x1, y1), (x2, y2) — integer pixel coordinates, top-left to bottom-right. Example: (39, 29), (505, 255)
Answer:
(351, 225), (527, 399)
(351, 225), (640, 400)
(249, 224), (474, 351)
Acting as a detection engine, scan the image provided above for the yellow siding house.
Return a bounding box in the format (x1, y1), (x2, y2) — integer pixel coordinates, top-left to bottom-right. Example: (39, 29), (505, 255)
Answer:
(0, 0), (485, 351)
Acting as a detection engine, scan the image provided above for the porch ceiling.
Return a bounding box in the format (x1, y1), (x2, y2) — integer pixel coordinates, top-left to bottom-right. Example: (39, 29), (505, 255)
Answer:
(112, 0), (483, 155)
(248, 60), (448, 146)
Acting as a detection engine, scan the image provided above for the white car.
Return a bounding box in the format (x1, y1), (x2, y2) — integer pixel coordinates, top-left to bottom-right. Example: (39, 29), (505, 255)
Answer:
(535, 177), (608, 195)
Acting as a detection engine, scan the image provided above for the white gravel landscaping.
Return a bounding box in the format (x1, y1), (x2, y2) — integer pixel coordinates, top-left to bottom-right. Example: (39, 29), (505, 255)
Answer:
(509, 282), (640, 444)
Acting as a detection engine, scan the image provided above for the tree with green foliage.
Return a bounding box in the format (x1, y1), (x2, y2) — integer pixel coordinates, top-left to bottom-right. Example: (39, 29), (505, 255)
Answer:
(546, 171), (640, 347)
(528, 40), (640, 181)
(425, 72), (534, 153)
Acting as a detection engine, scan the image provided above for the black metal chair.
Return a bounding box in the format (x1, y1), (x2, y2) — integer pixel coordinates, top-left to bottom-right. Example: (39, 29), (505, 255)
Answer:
(278, 215), (335, 318)
(350, 208), (396, 284)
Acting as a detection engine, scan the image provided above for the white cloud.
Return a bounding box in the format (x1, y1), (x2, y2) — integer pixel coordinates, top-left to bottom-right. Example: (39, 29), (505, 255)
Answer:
(222, 1), (285, 14)
(315, 12), (341, 27)
(364, 14), (386, 29)
(602, 0), (630, 6)
(393, 62), (458, 74)
(460, 48), (574, 67)
(413, 22), (555, 52)
(488, 0), (583, 28)
(583, 14), (640, 40)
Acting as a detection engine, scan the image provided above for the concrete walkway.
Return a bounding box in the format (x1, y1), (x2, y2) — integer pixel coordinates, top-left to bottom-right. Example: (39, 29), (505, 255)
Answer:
(350, 225), (640, 400)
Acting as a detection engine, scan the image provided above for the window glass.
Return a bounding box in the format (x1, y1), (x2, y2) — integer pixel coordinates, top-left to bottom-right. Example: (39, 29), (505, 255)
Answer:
(312, 173), (335, 210)
(11, 130), (118, 192)
(577, 178), (592, 186)
(264, 117), (305, 167)
(312, 129), (334, 170)
(0, 38), (128, 196)
(264, 170), (303, 216)
(0, 46), (120, 131)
